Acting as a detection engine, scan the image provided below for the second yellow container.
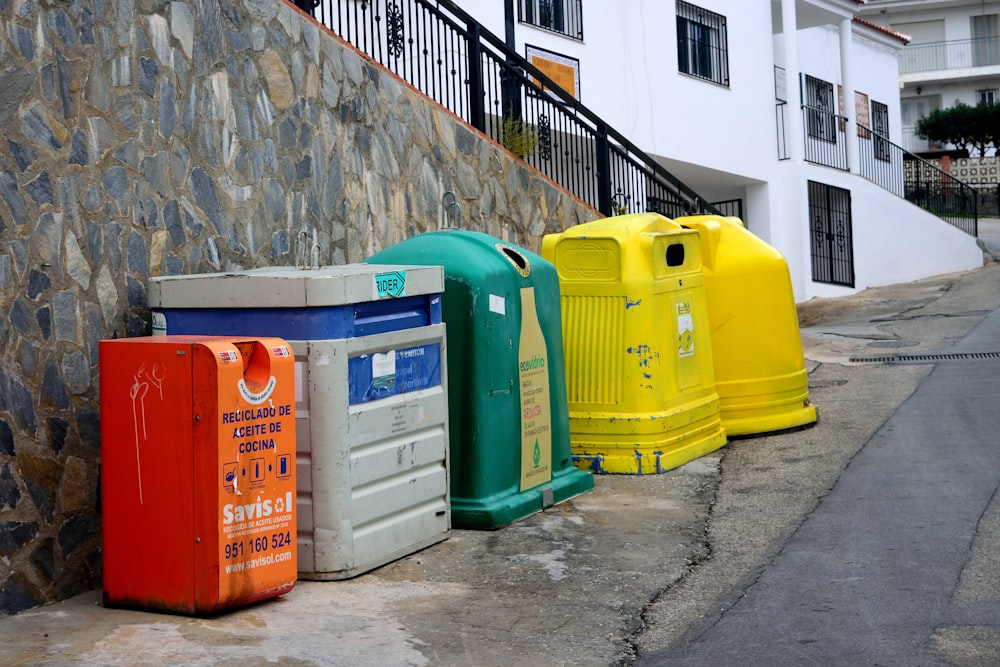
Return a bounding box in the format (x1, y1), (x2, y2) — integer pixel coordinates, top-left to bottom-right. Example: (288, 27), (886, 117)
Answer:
(542, 213), (727, 474)
(673, 215), (818, 436)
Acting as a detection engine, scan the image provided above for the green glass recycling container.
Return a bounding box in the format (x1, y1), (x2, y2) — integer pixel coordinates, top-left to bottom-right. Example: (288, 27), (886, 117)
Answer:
(366, 230), (594, 529)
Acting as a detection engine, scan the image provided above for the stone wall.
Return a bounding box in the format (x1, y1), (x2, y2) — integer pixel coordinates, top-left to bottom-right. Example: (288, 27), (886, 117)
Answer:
(0, 0), (599, 614)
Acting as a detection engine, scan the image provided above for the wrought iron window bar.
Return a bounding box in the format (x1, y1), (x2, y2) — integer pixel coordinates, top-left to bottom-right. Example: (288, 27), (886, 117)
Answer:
(519, 0), (583, 41)
(676, 0), (730, 87)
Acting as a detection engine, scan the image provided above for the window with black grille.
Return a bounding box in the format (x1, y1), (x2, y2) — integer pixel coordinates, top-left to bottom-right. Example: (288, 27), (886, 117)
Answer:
(808, 181), (855, 287)
(804, 75), (836, 142)
(871, 100), (890, 162)
(676, 1), (729, 86)
(519, 0), (583, 40)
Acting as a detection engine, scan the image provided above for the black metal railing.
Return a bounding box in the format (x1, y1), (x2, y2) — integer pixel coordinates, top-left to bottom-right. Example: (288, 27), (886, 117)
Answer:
(307, 0), (719, 218)
(787, 99), (979, 236)
(854, 123), (978, 237)
(958, 179), (1000, 218)
(903, 158), (979, 236)
(802, 105), (848, 171)
(856, 124), (904, 197)
(712, 198), (743, 220)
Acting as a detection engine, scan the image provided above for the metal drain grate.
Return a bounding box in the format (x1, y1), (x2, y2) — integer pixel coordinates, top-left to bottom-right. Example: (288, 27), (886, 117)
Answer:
(849, 351), (1000, 364)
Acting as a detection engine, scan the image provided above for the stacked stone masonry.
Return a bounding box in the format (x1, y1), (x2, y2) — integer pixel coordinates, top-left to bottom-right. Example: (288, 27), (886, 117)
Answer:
(0, 0), (599, 614)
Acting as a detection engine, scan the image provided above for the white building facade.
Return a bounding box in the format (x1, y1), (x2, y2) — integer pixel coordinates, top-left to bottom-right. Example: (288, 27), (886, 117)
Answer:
(858, 0), (1000, 155)
(460, 0), (984, 301)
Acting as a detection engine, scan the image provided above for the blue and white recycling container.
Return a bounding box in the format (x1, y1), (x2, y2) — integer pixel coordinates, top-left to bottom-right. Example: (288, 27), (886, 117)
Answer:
(148, 265), (450, 580)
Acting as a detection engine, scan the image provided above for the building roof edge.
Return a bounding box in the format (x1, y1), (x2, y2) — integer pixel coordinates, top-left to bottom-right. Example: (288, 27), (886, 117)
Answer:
(853, 15), (912, 44)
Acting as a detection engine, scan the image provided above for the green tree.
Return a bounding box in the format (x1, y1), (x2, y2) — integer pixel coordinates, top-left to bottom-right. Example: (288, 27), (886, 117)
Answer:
(915, 107), (951, 150)
(916, 102), (999, 156)
(989, 103), (1000, 155)
(968, 102), (994, 156)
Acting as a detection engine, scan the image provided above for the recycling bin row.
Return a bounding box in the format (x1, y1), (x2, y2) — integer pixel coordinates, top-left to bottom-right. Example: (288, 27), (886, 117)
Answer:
(99, 211), (816, 615)
(366, 213), (815, 478)
(99, 238), (598, 614)
(540, 212), (818, 473)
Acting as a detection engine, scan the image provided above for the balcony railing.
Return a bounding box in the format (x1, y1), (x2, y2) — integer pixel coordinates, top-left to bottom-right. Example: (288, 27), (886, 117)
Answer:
(303, 0), (719, 218)
(802, 105), (848, 171)
(900, 36), (1000, 74)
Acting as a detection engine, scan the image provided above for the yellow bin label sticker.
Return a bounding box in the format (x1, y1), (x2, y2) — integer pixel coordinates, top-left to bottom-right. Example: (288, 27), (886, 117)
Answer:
(518, 287), (552, 491)
(677, 301), (695, 358)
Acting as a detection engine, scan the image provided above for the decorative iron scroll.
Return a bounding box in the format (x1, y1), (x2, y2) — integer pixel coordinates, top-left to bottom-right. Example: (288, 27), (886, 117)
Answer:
(538, 114), (551, 161)
(386, 3), (405, 58)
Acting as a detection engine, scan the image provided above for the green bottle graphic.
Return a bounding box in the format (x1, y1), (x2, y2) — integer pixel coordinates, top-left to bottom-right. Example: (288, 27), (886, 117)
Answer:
(518, 287), (552, 491)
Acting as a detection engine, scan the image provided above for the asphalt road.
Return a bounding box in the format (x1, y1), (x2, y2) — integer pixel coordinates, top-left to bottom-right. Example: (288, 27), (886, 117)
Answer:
(636, 262), (1000, 666)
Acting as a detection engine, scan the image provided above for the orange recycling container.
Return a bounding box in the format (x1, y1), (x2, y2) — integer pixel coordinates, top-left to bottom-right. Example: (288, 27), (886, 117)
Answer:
(100, 336), (297, 615)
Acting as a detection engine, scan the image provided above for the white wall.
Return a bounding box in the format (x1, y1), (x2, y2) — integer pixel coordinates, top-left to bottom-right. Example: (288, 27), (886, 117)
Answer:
(622, 0), (779, 184)
(850, 183), (982, 292)
(767, 163), (810, 299)
(459, 1), (983, 302)
(873, 0), (1000, 41)
(461, 1), (781, 183)
(796, 24), (904, 140)
(863, 0), (1000, 150)
(853, 33), (905, 140)
(788, 164), (983, 300)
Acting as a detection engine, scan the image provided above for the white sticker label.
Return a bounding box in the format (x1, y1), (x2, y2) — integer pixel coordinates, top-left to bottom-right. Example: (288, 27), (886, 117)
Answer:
(151, 311), (167, 336)
(237, 376), (277, 404)
(489, 294), (506, 315)
(372, 350), (397, 378)
(677, 302), (695, 358)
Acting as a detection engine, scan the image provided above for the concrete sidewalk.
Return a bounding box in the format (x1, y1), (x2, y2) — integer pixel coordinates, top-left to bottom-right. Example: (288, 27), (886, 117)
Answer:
(0, 463), (721, 667)
(2, 258), (1000, 666)
(977, 217), (1000, 261)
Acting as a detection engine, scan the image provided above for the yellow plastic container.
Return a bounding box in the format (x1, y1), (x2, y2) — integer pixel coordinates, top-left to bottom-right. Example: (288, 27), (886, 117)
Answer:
(541, 213), (727, 474)
(673, 215), (817, 436)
